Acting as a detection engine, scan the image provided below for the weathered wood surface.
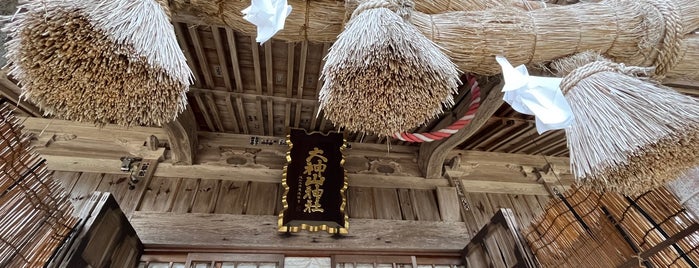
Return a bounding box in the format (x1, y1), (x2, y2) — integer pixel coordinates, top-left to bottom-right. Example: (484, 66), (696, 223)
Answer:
(51, 192), (142, 268)
(436, 187), (461, 222)
(26, 117), (573, 194)
(131, 212), (471, 252)
(163, 105), (198, 165)
(418, 80), (504, 179)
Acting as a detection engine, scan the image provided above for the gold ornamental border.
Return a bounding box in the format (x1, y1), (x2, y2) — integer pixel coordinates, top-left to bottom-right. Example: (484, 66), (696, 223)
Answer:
(277, 128), (349, 235)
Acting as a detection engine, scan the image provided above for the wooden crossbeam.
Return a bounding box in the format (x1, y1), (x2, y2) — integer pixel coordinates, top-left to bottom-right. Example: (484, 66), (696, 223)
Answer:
(22, 118), (572, 194)
(131, 213), (470, 252)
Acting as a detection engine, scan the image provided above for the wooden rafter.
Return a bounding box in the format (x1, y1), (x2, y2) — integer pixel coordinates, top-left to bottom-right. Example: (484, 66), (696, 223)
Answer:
(294, 41), (308, 128)
(210, 26), (233, 91)
(310, 43), (331, 131)
(188, 25), (215, 89)
(204, 93), (224, 132)
(0, 71), (41, 117)
(284, 43), (295, 129)
(173, 22), (202, 87)
(225, 28), (244, 93)
(418, 79), (505, 179)
(192, 92), (215, 131)
(264, 41), (274, 135)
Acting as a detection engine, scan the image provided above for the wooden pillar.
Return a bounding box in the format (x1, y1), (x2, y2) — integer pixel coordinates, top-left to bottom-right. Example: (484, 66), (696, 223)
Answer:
(163, 105), (198, 165)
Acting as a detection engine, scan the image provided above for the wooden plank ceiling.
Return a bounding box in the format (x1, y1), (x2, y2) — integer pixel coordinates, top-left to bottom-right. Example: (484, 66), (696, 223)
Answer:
(171, 20), (572, 157)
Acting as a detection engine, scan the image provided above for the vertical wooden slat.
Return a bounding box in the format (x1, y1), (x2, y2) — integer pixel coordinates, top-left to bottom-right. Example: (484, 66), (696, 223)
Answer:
(69, 172), (104, 213)
(214, 181), (249, 214)
(372, 188), (402, 220)
(410, 189), (441, 221)
(138, 177), (178, 212)
(436, 187), (462, 222)
(191, 179), (221, 213)
(171, 178), (198, 213)
(245, 182), (278, 215)
(235, 96), (249, 134)
(348, 187), (375, 219)
(397, 188), (417, 221)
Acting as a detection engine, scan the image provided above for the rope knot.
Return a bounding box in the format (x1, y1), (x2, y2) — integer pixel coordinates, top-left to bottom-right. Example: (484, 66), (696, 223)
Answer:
(560, 60), (654, 95)
(638, 0), (683, 78)
(351, 0), (414, 20)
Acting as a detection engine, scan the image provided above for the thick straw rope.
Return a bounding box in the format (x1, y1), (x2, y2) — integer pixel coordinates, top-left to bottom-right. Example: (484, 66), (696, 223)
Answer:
(641, 0), (684, 78)
(394, 75), (480, 142)
(560, 61), (653, 95)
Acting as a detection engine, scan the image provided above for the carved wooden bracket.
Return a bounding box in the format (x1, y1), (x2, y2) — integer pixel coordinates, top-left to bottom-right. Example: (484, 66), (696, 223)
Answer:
(418, 78), (504, 179)
(163, 105), (198, 165)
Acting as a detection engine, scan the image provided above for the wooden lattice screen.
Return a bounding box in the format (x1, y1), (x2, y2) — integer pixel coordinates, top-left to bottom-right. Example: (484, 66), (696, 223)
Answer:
(525, 186), (699, 267)
(0, 100), (77, 266)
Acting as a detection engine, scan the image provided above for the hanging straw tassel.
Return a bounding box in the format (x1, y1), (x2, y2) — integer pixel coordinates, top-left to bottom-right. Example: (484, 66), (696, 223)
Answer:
(2, 0), (192, 127)
(554, 52), (699, 196)
(319, 0), (461, 137)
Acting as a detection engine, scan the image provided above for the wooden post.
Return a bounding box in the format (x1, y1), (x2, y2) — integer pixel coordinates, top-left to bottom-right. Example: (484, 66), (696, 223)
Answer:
(163, 104), (198, 165)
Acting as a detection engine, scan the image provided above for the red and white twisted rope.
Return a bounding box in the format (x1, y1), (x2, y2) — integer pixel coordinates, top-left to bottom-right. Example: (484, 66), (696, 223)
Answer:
(394, 75), (481, 143)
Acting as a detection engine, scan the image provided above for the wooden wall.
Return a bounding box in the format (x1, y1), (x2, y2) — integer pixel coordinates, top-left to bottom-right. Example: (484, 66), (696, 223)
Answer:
(52, 170), (550, 244)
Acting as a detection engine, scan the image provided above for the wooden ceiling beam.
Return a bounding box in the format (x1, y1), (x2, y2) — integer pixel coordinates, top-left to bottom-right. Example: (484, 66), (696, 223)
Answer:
(173, 22), (202, 87)
(310, 43), (331, 131)
(210, 26), (233, 91)
(131, 213), (470, 252)
(204, 93), (225, 132)
(250, 38), (265, 135)
(294, 41), (308, 128)
(418, 78), (505, 179)
(0, 72), (41, 117)
(225, 28), (244, 93)
(224, 95), (240, 133)
(188, 25), (215, 89)
(264, 42), (275, 135)
(192, 92), (216, 131)
(22, 118), (572, 194)
(285, 43), (295, 130)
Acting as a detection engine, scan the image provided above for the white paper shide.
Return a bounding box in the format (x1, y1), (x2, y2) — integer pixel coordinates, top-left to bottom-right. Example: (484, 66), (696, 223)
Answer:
(495, 56), (574, 134)
(242, 0), (292, 43)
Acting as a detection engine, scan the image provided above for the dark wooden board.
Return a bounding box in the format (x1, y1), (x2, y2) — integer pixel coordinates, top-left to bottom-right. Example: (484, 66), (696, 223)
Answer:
(245, 182), (278, 215)
(348, 187), (375, 219)
(372, 188), (402, 220)
(214, 180), (250, 214)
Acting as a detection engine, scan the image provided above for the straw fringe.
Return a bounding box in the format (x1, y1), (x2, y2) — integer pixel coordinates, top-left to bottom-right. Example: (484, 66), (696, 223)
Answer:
(556, 53), (699, 195)
(319, 0), (461, 136)
(2, 0), (192, 126)
(74, 0), (193, 85)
